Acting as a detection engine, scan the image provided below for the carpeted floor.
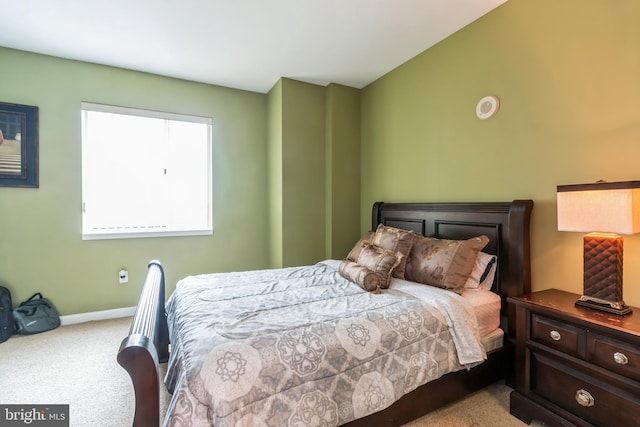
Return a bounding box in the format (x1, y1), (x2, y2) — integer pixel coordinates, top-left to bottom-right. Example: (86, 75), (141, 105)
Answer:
(0, 317), (544, 426)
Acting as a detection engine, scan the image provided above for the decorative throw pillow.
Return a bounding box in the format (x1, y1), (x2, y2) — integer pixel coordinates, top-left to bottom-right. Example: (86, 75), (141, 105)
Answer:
(464, 252), (498, 291)
(405, 235), (490, 294)
(346, 231), (375, 262)
(357, 243), (403, 289)
(372, 224), (415, 280)
(339, 260), (382, 294)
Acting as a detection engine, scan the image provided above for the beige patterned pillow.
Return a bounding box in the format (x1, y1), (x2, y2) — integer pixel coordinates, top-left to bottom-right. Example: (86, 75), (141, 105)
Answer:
(346, 231), (375, 262)
(338, 260), (382, 293)
(372, 224), (415, 280)
(405, 235), (490, 294)
(357, 243), (403, 289)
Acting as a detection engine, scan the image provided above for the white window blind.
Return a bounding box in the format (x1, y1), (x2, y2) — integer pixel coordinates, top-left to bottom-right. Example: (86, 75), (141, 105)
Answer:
(81, 102), (213, 240)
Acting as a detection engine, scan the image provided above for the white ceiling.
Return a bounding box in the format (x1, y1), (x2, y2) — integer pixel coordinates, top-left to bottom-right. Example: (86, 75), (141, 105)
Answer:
(0, 0), (507, 93)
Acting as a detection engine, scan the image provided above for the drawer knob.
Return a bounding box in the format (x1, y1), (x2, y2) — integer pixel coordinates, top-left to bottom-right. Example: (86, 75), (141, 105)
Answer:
(614, 352), (629, 365)
(550, 330), (561, 341)
(575, 389), (595, 407)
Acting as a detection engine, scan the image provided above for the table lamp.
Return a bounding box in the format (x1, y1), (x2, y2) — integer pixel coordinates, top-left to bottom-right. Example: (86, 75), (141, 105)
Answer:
(557, 180), (640, 315)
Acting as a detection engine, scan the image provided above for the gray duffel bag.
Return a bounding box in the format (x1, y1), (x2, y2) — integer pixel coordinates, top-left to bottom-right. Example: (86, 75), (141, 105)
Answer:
(13, 293), (60, 334)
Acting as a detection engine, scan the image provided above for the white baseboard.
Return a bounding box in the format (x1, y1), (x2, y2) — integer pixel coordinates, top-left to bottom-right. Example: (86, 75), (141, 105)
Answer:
(60, 306), (136, 326)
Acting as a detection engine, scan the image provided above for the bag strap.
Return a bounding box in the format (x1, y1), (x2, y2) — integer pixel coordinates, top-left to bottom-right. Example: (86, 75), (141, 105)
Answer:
(27, 293), (43, 302)
(20, 293), (43, 307)
(15, 297), (54, 318)
(16, 306), (37, 317)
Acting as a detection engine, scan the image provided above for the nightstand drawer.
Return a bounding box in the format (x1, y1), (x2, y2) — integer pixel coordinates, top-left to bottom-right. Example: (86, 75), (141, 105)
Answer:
(531, 314), (585, 358)
(587, 331), (640, 382)
(532, 352), (640, 427)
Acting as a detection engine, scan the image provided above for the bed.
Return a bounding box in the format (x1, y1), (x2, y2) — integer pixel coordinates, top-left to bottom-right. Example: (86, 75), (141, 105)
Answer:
(117, 199), (533, 427)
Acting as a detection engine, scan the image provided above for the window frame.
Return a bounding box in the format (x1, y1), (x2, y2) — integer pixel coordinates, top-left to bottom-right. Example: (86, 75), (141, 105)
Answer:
(80, 102), (213, 240)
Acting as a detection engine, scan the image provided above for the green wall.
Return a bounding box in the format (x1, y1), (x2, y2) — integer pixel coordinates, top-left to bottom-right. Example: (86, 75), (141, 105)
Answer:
(0, 50), (362, 316)
(268, 79), (361, 267)
(326, 84), (361, 259)
(361, 0), (640, 307)
(6, 0), (638, 315)
(267, 79), (284, 268)
(281, 79), (327, 266)
(0, 47), (270, 315)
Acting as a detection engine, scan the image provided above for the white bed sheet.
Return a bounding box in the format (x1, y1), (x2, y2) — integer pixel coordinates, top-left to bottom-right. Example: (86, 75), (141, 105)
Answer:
(460, 288), (501, 337)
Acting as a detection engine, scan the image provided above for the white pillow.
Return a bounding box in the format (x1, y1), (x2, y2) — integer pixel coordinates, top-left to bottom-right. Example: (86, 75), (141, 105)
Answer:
(464, 252), (497, 291)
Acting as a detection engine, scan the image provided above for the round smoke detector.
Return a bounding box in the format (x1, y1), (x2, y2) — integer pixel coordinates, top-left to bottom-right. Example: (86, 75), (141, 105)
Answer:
(476, 95), (500, 120)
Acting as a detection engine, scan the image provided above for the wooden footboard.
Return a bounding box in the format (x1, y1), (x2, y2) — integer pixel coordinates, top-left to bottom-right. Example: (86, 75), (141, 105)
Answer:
(117, 260), (169, 427)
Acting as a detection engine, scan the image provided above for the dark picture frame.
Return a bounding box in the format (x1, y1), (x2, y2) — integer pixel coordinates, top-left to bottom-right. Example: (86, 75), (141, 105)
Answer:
(0, 102), (39, 188)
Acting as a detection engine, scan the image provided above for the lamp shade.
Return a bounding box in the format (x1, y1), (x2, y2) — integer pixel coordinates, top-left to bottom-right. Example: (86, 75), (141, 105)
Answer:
(557, 181), (640, 235)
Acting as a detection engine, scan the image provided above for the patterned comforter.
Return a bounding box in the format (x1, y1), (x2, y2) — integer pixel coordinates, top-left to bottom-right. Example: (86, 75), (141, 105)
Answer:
(163, 261), (487, 427)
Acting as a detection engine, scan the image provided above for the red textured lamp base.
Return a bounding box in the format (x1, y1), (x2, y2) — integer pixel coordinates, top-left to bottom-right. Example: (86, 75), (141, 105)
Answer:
(577, 233), (632, 316)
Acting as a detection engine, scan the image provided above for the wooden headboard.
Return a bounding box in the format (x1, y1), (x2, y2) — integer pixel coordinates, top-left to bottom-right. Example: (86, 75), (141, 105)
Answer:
(371, 200), (533, 338)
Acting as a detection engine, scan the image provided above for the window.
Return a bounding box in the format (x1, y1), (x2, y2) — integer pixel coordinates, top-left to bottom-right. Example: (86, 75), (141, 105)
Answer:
(81, 102), (213, 240)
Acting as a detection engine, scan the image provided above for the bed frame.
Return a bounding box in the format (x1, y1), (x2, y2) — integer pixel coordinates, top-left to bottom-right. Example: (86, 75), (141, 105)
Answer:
(117, 199), (533, 427)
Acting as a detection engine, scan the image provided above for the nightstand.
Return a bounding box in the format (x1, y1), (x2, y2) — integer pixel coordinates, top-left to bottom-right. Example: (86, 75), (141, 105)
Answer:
(508, 289), (640, 427)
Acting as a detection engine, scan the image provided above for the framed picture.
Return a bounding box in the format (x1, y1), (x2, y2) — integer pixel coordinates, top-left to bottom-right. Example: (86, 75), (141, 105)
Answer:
(0, 102), (39, 188)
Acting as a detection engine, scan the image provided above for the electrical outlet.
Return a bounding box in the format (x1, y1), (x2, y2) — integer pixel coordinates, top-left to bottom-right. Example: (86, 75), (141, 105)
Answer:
(119, 269), (128, 284)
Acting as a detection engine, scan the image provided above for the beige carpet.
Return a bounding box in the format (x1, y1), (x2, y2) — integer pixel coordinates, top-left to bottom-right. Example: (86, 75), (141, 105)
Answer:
(0, 317), (544, 427)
